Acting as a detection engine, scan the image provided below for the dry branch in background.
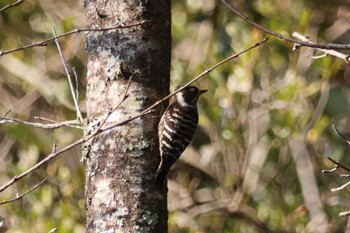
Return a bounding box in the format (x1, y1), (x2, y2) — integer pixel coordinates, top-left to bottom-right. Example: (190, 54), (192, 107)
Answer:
(52, 27), (83, 122)
(292, 32), (350, 63)
(221, 0), (350, 50)
(323, 125), (350, 217)
(0, 0), (23, 13)
(0, 178), (47, 205)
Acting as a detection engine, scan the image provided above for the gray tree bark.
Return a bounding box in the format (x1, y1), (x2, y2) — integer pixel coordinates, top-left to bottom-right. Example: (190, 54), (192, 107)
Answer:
(84, 0), (170, 232)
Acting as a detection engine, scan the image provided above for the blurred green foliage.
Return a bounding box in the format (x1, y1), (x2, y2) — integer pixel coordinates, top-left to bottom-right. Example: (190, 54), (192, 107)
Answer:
(0, 0), (86, 232)
(170, 0), (350, 233)
(1, 0), (350, 232)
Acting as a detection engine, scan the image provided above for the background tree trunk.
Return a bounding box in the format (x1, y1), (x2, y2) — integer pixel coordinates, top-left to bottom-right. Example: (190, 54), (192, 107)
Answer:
(84, 1), (170, 232)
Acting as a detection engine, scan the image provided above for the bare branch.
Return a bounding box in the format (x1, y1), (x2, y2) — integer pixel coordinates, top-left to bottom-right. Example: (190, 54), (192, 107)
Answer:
(4, 110), (11, 117)
(331, 180), (350, 192)
(0, 137), (83, 193)
(310, 53), (328, 59)
(340, 211), (350, 217)
(52, 27), (83, 123)
(0, 178), (47, 205)
(51, 142), (57, 153)
(0, 116), (82, 129)
(323, 155), (350, 216)
(221, 0), (350, 50)
(326, 157), (350, 173)
(0, 0), (23, 13)
(322, 164), (339, 173)
(0, 20), (148, 56)
(332, 124), (350, 145)
(0, 39), (265, 193)
(293, 32), (349, 63)
(89, 76), (133, 135)
(188, 200), (288, 233)
(48, 228), (58, 233)
(72, 67), (80, 104)
(322, 125), (350, 178)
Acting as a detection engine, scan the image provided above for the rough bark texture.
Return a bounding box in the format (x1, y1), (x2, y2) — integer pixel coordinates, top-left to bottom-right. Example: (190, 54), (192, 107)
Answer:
(84, 0), (170, 232)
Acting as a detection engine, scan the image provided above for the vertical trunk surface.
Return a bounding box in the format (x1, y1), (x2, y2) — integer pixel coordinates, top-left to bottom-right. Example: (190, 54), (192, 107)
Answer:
(84, 0), (170, 232)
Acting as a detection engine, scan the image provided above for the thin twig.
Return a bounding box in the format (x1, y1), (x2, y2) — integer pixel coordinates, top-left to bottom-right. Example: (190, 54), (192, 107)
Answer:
(52, 142), (57, 153)
(327, 157), (350, 173)
(331, 180), (350, 192)
(0, 178), (47, 205)
(323, 156), (350, 192)
(0, 137), (83, 193)
(0, 39), (266, 193)
(4, 110), (11, 117)
(52, 27), (83, 123)
(322, 164), (338, 173)
(0, 0), (23, 13)
(34, 116), (65, 123)
(187, 199), (288, 233)
(0, 20), (148, 56)
(0, 116), (82, 129)
(340, 211), (350, 217)
(93, 76), (133, 134)
(332, 124), (350, 145)
(310, 54), (327, 59)
(293, 32), (349, 63)
(221, 0), (350, 50)
(72, 67), (79, 104)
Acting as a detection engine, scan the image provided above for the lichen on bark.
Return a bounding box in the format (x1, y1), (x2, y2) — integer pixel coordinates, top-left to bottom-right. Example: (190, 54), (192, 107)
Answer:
(84, 0), (170, 232)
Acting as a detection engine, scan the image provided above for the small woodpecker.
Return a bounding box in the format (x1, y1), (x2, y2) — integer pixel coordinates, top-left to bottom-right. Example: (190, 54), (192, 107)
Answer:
(156, 85), (207, 188)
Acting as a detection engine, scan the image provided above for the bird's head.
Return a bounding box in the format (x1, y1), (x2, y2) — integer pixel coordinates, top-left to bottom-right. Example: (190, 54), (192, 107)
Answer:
(174, 85), (207, 107)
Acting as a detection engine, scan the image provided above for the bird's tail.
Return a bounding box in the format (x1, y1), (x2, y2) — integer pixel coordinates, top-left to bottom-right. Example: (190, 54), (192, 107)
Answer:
(155, 157), (175, 190)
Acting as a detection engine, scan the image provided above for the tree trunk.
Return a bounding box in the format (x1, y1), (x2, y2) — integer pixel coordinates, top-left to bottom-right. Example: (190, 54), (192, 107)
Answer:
(84, 0), (170, 232)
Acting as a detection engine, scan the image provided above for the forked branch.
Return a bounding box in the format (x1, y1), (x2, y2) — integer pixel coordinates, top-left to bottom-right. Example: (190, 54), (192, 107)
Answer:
(323, 124), (350, 217)
(0, 178), (47, 205)
(0, 0), (23, 13)
(221, 0), (350, 50)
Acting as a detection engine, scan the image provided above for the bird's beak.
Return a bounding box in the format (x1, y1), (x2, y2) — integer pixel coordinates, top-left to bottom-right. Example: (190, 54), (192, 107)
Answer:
(199, 89), (208, 95)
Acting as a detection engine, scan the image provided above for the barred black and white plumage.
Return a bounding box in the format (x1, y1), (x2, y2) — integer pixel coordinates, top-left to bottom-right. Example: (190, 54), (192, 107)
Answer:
(155, 85), (207, 188)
